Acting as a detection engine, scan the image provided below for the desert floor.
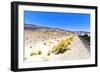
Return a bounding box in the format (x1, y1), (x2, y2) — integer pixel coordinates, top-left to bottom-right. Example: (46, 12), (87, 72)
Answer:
(24, 34), (90, 62)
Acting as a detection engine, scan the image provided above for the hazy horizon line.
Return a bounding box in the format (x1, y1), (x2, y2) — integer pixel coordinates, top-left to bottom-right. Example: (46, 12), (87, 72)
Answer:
(24, 23), (90, 33)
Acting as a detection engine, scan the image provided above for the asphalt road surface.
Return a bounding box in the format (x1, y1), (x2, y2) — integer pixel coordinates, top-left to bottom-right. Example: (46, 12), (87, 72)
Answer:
(78, 35), (90, 53)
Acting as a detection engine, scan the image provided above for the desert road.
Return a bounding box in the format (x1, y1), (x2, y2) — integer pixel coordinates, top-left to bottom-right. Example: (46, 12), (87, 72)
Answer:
(78, 35), (90, 53)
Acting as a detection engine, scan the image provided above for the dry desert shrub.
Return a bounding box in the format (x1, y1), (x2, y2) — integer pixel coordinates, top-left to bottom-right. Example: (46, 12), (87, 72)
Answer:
(30, 50), (42, 56)
(51, 36), (74, 54)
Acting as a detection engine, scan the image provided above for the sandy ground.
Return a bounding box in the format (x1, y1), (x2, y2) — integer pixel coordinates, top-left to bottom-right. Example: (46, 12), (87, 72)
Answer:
(24, 35), (90, 62)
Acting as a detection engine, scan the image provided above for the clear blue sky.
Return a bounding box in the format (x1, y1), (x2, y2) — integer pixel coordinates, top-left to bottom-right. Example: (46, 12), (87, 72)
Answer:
(24, 11), (90, 32)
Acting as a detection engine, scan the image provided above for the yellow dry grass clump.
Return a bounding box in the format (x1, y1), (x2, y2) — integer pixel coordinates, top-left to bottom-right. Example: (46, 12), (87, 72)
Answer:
(52, 36), (74, 53)
(30, 50), (42, 56)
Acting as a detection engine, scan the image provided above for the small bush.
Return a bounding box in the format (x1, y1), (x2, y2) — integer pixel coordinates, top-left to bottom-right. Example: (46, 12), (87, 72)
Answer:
(30, 50), (42, 56)
(30, 46), (32, 48)
(44, 42), (46, 45)
(24, 57), (27, 60)
(38, 50), (42, 55)
(30, 51), (37, 56)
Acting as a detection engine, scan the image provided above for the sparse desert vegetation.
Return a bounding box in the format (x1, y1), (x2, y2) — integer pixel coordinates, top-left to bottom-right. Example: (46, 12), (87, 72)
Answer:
(24, 24), (90, 62)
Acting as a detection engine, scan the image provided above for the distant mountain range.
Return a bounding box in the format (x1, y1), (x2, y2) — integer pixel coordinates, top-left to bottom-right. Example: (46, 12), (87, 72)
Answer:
(24, 24), (90, 36)
(24, 24), (50, 30)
